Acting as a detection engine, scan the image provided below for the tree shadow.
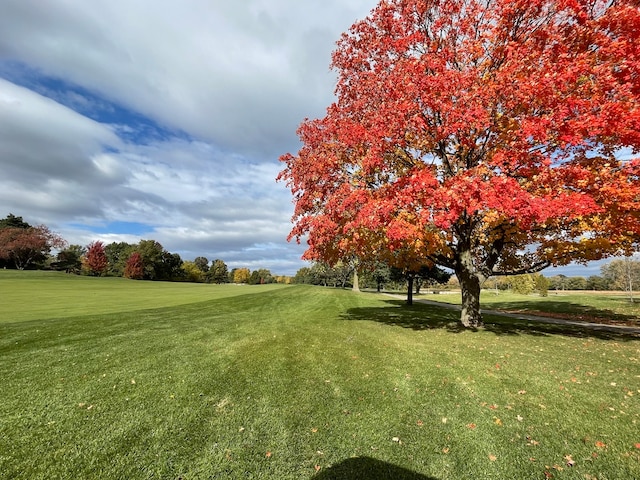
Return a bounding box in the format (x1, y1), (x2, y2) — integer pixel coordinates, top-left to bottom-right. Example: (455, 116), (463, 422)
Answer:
(483, 298), (638, 326)
(312, 456), (437, 480)
(342, 299), (466, 333)
(342, 300), (639, 341)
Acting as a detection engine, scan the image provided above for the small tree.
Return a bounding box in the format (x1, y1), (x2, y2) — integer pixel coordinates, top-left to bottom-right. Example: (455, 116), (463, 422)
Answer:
(84, 241), (108, 276)
(533, 274), (550, 297)
(602, 257), (640, 302)
(124, 252), (144, 280)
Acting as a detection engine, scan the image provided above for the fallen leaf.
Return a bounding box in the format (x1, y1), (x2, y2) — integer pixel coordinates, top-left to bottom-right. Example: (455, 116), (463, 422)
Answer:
(265, 451), (272, 458)
(314, 465), (321, 472)
(494, 417), (503, 426)
(131, 379), (136, 385)
(441, 417), (448, 424)
(564, 454), (575, 467)
(311, 428), (318, 433)
(543, 470), (553, 479)
(442, 447), (450, 454)
(416, 420), (423, 426)
(635, 443), (640, 449)
(488, 454), (497, 461)
(518, 390), (527, 395)
(392, 437), (401, 443)
(595, 441), (606, 449)
(516, 415), (524, 422)
(467, 423), (477, 429)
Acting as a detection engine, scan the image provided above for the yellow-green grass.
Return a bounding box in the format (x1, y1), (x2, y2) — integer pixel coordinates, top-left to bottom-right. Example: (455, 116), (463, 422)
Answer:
(0, 270), (284, 323)
(1, 274), (638, 479)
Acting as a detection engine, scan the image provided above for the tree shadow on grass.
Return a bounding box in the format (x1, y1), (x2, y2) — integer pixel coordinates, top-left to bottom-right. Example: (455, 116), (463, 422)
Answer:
(312, 456), (437, 480)
(342, 300), (639, 342)
(342, 299), (466, 333)
(483, 298), (638, 326)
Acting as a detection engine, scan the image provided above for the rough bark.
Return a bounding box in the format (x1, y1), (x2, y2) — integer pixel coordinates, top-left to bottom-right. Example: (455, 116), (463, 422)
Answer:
(456, 249), (483, 328)
(406, 275), (414, 306)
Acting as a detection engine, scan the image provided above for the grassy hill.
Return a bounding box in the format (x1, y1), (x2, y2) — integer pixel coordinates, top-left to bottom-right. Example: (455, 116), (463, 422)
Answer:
(1, 272), (638, 479)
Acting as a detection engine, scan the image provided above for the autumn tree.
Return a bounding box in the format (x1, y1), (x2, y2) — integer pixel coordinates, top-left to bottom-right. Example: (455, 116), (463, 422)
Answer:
(182, 261), (205, 282)
(83, 241), (108, 276)
(279, 0), (640, 327)
(0, 225), (66, 270)
(232, 267), (251, 284)
(124, 252), (144, 280)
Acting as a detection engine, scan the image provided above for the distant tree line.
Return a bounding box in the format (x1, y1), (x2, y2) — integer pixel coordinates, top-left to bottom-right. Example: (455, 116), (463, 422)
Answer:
(0, 214), (292, 284)
(294, 258), (640, 303)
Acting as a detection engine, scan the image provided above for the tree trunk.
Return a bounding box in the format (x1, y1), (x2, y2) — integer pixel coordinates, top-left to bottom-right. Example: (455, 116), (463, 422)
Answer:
(406, 275), (414, 305)
(352, 269), (360, 292)
(455, 250), (483, 328)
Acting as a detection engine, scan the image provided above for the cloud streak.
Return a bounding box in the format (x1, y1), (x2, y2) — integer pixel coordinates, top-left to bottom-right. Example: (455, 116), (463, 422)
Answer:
(0, 0), (375, 274)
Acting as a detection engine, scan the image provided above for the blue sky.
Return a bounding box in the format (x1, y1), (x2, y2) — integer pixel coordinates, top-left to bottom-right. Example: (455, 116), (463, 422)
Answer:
(0, 0), (380, 275)
(0, 0), (618, 278)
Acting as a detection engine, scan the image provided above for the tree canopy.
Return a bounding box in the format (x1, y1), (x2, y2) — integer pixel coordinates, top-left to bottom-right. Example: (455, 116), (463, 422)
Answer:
(279, 0), (640, 327)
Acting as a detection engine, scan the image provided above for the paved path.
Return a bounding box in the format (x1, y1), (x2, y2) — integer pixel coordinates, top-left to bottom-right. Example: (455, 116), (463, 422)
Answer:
(383, 294), (640, 335)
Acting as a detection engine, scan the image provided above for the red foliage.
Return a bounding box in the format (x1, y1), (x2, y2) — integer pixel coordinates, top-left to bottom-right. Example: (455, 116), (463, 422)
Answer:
(0, 225), (66, 269)
(279, 0), (640, 327)
(124, 252), (144, 280)
(84, 241), (108, 276)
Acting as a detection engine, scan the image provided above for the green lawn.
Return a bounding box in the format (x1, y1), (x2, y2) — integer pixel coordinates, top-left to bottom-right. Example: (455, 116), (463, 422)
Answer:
(418, 289), (640, 326)
(1, 273), (639, 479)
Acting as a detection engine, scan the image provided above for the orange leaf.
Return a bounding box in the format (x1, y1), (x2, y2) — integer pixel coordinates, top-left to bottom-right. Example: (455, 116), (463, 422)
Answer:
(595, 441), (606, 448)
(488, 454), (497, 461)
(265, 451), (272, 458)
(467, 423), (477, 429)
(314, 465), (321, 472)
(635, 443), (640, 449)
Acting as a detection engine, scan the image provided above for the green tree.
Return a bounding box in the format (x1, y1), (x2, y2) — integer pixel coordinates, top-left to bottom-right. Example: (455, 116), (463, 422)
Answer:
(390, 265), (451, 305)
(510, 274), (535, 295)
(248, 269), (274, 285)
(586, 275), (610, 291)
(52, 245), (85, 273)
(209, 259), (229, 284)
(602, 257), (640, 302)
(182, 261), (205, 283)
(566, 277), (588, 290)
(194, 256), (209, 273)
(104, 242), (135, 276)
(533, 274), (550, 297)
(0, 213), (31, 229)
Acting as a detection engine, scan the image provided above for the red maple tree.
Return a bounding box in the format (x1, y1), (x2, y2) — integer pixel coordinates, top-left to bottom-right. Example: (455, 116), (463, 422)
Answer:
(0, 225), (66, 270)
(279, 0), (640, 327)
(84, 241), (108, 276)
(124, 252), (144, 280)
